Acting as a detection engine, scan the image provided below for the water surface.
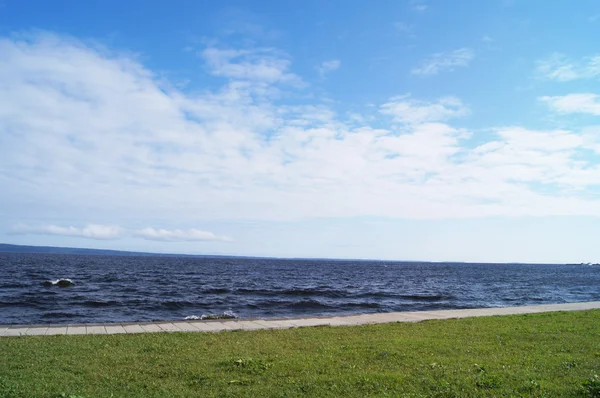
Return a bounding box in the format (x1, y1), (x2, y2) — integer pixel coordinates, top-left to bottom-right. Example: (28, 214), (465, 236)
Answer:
(1, 253), (599, 324)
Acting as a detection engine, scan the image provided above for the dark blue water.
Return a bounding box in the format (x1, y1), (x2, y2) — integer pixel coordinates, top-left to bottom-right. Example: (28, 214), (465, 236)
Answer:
(1, 253), (600, 325)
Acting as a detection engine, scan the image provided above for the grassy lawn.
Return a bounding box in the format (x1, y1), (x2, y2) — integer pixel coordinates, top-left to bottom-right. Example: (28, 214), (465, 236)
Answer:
(1, 310), (600, 397)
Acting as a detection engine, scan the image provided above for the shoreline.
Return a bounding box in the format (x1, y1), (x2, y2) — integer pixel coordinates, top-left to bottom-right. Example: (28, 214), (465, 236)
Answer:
(2, 300), (600, 337)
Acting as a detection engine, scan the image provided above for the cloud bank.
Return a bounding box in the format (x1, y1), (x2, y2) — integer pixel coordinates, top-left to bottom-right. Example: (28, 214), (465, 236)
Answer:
(134, 228), (231, 242)
(2, 32), (600, 229)
(11, 224), (123, 240)
(11, 224), (229, 242)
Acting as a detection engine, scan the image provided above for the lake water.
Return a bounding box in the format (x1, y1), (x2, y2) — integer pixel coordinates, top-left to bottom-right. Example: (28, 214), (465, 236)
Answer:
(1, 253), (599, 325)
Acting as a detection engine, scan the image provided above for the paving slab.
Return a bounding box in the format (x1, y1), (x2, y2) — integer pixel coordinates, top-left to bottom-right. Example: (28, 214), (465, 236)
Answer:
(3, 327), (28, 337)
(230, 321), (266, 331)
(67, 326), (87, 335)
(325, 317), (355, 326)
(86, 325), (107, 335)
(25, 327), (48, 336)
(104, 325), (126, 334)
(402, 311), (455, 320)
(170, 322), (201, 332)
(45, 327), (67, 335)
(123, 324), (146, 334)
(140, 324), (163, 333)
(209, 321), (239, 331)
(378, 313), (426, 322)
(252, 319), (296, 329)
(287, 318), (329, 327)
(336, 316), (371, 325)
(189, 321), (224, 332)
(156, 323), (182, 332)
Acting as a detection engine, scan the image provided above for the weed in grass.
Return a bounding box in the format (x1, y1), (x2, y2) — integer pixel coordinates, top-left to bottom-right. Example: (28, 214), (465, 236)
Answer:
(474, 366), (502, 390)
(475, 373), (502, 389)
(582, 373), (600, 397)
(231, 357), (273, 374)
(563, 360), (580, 369)
(228, 378), (251, 386)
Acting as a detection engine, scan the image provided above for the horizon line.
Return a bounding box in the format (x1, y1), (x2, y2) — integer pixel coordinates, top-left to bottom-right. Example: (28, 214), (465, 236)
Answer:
(0, 242), (589, 266)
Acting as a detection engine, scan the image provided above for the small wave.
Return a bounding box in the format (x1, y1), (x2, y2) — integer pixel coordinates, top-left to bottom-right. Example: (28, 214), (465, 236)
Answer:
(236, 287), (348, 298)
(162, 300), (194, 308)
(41, 279), (74, 287)
(98, 276), (120, 283)
(342, 302), (381, 308)
(0, 282), (30, 289)
(502, 296), (545, 302)
(185, 310), (237, 320)
(202, 288), (231, 294)
(290, 299), (334, 309)
(248, 299), (381, 310)
(83, 300), (120, 307)
(398, 294), (453, 301)
(41, 311), (81, 318)
(0, 300), (37, 307)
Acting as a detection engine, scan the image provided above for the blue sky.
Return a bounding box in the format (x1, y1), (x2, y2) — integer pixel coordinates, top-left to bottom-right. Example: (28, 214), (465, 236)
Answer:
(1, 0), (600, 262)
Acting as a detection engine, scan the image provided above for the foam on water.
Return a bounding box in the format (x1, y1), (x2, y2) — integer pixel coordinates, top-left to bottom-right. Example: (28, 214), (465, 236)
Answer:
(185, 310), (237, 320)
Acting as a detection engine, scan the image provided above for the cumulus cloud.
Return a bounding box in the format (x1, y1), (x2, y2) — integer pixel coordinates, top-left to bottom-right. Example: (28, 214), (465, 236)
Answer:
(536, 53), (600, 81)
(11, 224), (123, 240)
(134, 228), (231, 242)
(380, 96), (469, 124)
(540, 93), (600, 115)
(3, 31), (600, 227)
(317, 59), (341, 77)
(412, 48), (474, 76)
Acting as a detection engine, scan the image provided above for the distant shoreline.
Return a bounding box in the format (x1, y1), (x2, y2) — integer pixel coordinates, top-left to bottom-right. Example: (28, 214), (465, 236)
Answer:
(0, 243), (577, 265)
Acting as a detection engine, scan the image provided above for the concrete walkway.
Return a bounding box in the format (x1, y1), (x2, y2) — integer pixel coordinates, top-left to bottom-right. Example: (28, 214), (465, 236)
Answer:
(2, 301), (600, 337)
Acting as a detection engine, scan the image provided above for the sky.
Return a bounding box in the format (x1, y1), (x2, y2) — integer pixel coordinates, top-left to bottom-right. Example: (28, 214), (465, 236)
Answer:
(1, 0), (600, 263)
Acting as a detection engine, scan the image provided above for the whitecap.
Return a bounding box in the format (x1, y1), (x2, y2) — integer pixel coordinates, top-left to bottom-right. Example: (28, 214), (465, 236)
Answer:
(184, 310), (237, 321)
(42, 278), (74, 287)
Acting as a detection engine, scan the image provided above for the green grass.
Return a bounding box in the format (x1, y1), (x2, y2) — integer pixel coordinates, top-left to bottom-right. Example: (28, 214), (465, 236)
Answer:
(2, 310), (600, 397)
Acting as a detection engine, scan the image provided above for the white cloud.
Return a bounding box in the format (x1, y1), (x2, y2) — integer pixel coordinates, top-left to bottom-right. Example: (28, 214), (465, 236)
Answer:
(410, 0), (428, 12)
(11, 224), (123, 240)
(317, 59), (341, 77)
(201, 47), (302, 86)
(540, 93), (600, 115)
(9, 223), (229, 242)
(394, 22), (416, 38)
(4, 31), (600, 230)
(412, 48), (475, 76)
(134, 228), (231, 242)
(380, 96), (470, 124)
(536, 53), (600, 81)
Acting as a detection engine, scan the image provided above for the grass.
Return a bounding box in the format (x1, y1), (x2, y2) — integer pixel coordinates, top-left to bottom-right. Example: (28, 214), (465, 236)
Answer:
(1, 310), (600, 397)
